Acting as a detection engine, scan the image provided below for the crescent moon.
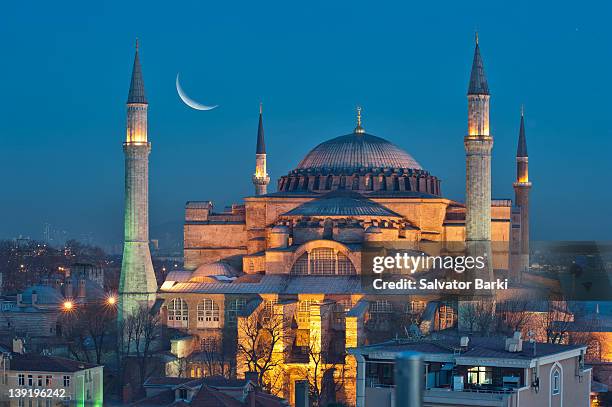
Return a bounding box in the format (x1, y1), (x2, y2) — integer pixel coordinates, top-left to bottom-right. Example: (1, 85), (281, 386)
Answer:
(175, 73), (218, 111)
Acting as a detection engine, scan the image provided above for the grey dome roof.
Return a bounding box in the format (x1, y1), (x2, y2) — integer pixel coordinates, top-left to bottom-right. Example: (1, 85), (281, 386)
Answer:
(296, 133), (422, 173)
(191, 262), (240, 280)
(21, 286), (63, 305)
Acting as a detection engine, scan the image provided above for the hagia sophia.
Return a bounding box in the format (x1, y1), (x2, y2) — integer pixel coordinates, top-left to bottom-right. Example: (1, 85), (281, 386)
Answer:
(118, 35), (533, 404)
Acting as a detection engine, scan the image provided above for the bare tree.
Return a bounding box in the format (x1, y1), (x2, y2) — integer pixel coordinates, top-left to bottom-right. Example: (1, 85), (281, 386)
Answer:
(544, 301), (574, 344)
(497, 300), (538, 334)
(196, 336), (234, 378)
(237, 306), (292, 392)
(117, 304), (161, 393)
(459, 300), (497, 335)
(298, 334), (347, 407)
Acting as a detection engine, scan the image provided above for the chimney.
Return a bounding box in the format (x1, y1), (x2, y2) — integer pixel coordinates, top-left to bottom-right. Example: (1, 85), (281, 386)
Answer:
(505, 331), (523, 352)
(294, 380), (309, 407)
(78, 278), (86, 299)
(65, 280), (73, 298)
(31, 290), (38, 306)
(460, 336), (469, 348)
(1, 353), (10, 371)
(12, 338), (24, 354)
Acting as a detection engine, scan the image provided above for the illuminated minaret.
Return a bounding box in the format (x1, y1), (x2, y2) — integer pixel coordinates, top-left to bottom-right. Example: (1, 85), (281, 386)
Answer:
(118, 40), (157, 323)
(465, 33), (493, 242)
(513, 107), (531, 271)
(252, 103), (270, 195)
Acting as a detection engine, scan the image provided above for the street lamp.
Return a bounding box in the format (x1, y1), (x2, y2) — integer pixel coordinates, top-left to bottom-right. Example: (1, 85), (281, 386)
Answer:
(62, 300), (74, 312)
(106, 295), (116, 306)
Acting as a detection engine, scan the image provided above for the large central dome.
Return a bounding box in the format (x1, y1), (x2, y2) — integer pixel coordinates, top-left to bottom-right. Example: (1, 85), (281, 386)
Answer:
(296, 133), (422, 172)
(276, 116), (441, 196)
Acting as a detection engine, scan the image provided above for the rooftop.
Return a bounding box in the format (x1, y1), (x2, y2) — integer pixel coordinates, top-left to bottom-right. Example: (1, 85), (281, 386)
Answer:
(9, 354), (99, 373)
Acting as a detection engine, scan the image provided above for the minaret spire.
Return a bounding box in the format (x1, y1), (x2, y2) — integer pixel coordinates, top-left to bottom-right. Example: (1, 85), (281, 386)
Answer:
(513, 106), (531, 273)
(127, 40), (147, 105)
(119, 40), (157, 323)
(517, 106), (528, 157)
(468, 33), (489, 96)
(256, 102), (266, 154)
(252, 103), (270, 195)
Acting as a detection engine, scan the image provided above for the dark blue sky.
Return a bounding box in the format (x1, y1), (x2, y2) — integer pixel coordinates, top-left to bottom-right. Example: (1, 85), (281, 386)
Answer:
(1, 0), (611, 248)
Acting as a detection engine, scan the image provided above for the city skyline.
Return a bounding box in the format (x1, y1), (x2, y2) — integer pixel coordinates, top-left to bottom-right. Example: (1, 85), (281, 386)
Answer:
(1, 0), (612, 246)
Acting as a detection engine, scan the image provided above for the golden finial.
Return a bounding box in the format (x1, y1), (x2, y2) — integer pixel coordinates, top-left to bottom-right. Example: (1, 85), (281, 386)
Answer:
(259, 102), (263, 115)
(521, 104), (524, 117)
(354, 106), (365, 134)
(475, 31), (479, 45)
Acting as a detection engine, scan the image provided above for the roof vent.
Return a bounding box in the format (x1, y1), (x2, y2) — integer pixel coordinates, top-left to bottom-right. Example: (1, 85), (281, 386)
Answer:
(505, 331), (523, 352)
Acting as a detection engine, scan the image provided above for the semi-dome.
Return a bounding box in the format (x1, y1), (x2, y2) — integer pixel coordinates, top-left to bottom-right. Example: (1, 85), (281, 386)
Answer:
(191, 261), (240, 281)
(297, 133), (422, 173)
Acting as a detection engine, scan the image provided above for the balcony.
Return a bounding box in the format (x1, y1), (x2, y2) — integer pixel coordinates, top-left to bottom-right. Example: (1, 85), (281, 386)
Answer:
(365, 386), (518, 407)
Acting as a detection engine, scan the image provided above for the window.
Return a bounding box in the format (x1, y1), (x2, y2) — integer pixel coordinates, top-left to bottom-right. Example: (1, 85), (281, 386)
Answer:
(63, 375), (70, 387)
(200, 336), (218, 352)
(168, 298), (189, 328)
(467, 366), (493, 385)
(311, 248), (335, 274)
(438, 301), (455, 329)
(405, 301), (426, 314)
(45, 376), (52, 386)
(179, 388), (188, 399)
(18, 374), (25, 386)
(37, 376), (42, 386)
(552, 369), (560, 395)
(370, 300), (393, 314)
(297, 300), (318, 326)
(334, 299), (352, 325)
(18, 399), (24, 407)
(291, 248), (356, 275)
(196, 298), (220, 328)
(27, 375), (33, 386)
(226, 298), (247, 326)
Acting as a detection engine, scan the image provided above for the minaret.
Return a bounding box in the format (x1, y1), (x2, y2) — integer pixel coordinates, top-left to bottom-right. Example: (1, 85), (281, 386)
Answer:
(465, 33), (493, 242)
(513, 107), (531, 271)
(252, 103), (270, 195)
(118, 40), (157, 323)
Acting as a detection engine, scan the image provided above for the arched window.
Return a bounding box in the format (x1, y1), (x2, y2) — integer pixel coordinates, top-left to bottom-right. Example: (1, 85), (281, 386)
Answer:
(393, 176), (400, 191)
(168, 298), (188, 328)
(337, 253), (354, 275)
(552, 368), (561, 395)
(325, 175), (333, 190)
(197, 298), (220, 328)
(291, 248), (356, 275)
